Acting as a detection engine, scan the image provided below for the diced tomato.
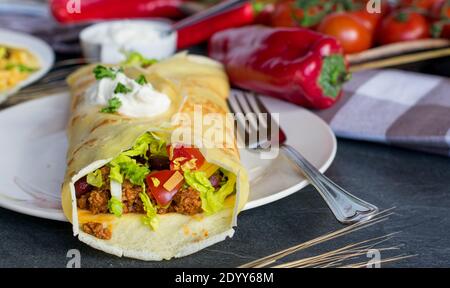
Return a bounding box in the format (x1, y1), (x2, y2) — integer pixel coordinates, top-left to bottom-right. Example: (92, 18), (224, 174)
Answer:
(146, 170), (184, 207)
(167, 145), (205, 171)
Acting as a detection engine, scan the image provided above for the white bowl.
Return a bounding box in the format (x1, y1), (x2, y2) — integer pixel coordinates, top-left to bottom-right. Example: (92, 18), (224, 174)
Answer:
(79, 20), (177, 64)
(0, 28), (54, 103)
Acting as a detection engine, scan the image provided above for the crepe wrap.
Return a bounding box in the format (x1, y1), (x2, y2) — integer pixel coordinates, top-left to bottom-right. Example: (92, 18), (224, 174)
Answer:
(61, 54), (249, 260)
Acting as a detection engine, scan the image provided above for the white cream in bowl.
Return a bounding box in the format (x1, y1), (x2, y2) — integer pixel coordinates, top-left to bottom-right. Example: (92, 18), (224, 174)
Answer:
(80, 20), (176, 64)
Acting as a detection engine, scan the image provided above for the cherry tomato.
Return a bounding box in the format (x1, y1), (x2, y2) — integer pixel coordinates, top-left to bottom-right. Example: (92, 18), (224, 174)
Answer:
(350, 9), (382, 32)
(270, 1), (303, 27)
(269, 0), (329, 28)
(430, 0), (450, 38)
(430, 0), (450, 19)
(431, 19), (450, 38)
(400, 0), (440, 10)
(378, 11), (430, 45)
(168, 145), (205, 171)
(352, 0), (392, 18)
(439, 23), (450, 38)
(317, 12), (373, 54)
(146, 170), (184, 206)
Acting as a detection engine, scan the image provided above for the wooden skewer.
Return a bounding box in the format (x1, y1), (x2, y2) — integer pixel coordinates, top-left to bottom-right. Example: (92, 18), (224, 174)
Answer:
(347, 39), (450, 64)
(349, 48), (450, 72)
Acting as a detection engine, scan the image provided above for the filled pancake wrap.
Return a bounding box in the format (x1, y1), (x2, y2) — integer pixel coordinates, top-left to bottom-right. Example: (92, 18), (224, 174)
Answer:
(61, 54), (249, 260)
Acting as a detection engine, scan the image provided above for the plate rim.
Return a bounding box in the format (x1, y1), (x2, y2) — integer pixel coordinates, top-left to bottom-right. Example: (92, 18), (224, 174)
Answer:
(0, 28), (55, 103)
(0, 92), (337, 222)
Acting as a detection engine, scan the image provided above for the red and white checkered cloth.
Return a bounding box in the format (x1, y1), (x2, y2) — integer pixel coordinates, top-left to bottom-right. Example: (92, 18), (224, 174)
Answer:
(315, 69), (450, 156)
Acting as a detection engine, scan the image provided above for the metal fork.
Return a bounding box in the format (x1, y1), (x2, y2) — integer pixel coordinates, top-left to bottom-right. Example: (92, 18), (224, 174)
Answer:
(227, 90), (378, 224)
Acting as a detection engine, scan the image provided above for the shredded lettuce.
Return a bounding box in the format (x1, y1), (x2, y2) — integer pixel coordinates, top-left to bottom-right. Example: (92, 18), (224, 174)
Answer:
(109, 161), (123, 183)
(139, 192), (159, 230)
(86, 169), (103, 188)
(109, 154), (149, 186)
(184, 170), (236, 215)
(108, 196), (123, 217)
(105, 132), (168, 223)
(184, 170), (214, 194)
(122, 132), (167, 160)
(214, 170), (237, 205)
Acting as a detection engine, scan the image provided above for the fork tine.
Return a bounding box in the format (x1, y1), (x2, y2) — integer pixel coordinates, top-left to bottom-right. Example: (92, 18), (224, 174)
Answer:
(52, 58), (89, 67)
(242, 92), (275, 147)
(228, 90), (271, 149)
(243, 92), (266, 127)
(39, 66), (81, 83)
(234, 91), (259, 135)
(228, 91), (254, 148)
(253, 95), (286, 144)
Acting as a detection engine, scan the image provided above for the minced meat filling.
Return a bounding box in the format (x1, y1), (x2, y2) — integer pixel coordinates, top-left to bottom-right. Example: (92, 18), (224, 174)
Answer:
(76, 167), (203, 216)
(156, 186), (202, 215)
(122, 180), (145, 214)
(172, 187), (202, 215)
(76, 166), (111, 214)
(82, 222), (112, 240)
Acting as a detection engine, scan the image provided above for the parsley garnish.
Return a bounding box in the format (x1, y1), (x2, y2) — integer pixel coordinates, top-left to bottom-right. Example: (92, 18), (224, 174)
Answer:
(93, 65), (119, 80)
(100, 97), (122, 113)
(114, 82), (132, 94)
(135, 74), (148, 85)
(124, 51), (158, 68)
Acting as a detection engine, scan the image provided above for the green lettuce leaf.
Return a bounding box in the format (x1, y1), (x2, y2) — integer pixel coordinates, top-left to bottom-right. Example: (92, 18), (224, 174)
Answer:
(139, 192), (159, 230)
(184, 170), (214, 194)
(215, 170), (237, 205)
(184, 170), (236, 215)
(108, 154), (149, 186)
(86, 169), (103, 188)
(122, 132), (167, 160)
(107, 196), (123, 217)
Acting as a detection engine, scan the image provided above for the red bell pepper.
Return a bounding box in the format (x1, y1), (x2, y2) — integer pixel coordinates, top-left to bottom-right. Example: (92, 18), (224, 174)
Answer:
(208, 26), (350, 109)
(176, 2), (262, 49)
(50, 0), (185, 23)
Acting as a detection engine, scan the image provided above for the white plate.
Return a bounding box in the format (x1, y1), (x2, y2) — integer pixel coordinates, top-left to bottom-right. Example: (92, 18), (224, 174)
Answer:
(0, 93), (336, 221)
(0, 28), (55, 103)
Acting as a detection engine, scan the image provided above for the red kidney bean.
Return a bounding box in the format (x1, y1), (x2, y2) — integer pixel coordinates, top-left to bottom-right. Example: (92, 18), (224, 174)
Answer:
(148, 155), (170, 171)
(209, 175), (221, 188)
(74, 176), (92, 198)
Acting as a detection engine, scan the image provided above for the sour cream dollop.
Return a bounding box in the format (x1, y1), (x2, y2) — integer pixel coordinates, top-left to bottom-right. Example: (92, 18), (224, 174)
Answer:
(86, 71), (171, 118)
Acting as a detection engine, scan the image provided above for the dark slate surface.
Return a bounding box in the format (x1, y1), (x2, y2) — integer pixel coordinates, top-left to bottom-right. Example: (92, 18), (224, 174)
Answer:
(1, 139), (449, 268)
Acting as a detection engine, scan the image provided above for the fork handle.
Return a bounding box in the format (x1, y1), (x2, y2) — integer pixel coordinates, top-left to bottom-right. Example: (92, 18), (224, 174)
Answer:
(281, 145), (378, 224)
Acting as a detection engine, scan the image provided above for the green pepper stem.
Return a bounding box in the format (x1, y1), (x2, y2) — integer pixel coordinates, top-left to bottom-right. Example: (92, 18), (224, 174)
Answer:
(318, 55), (350, 99)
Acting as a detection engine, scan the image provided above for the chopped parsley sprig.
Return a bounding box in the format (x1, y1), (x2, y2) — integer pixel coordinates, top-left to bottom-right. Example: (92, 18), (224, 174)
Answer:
(135, 74), (148, 85)
(114, 82), (132, 94)
(93, 65), (122, 80)
(100, 97), (122, 113)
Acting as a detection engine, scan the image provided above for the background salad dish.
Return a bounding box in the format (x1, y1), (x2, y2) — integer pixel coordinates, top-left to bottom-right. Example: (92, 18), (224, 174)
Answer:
(0, 45), (40, 92)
